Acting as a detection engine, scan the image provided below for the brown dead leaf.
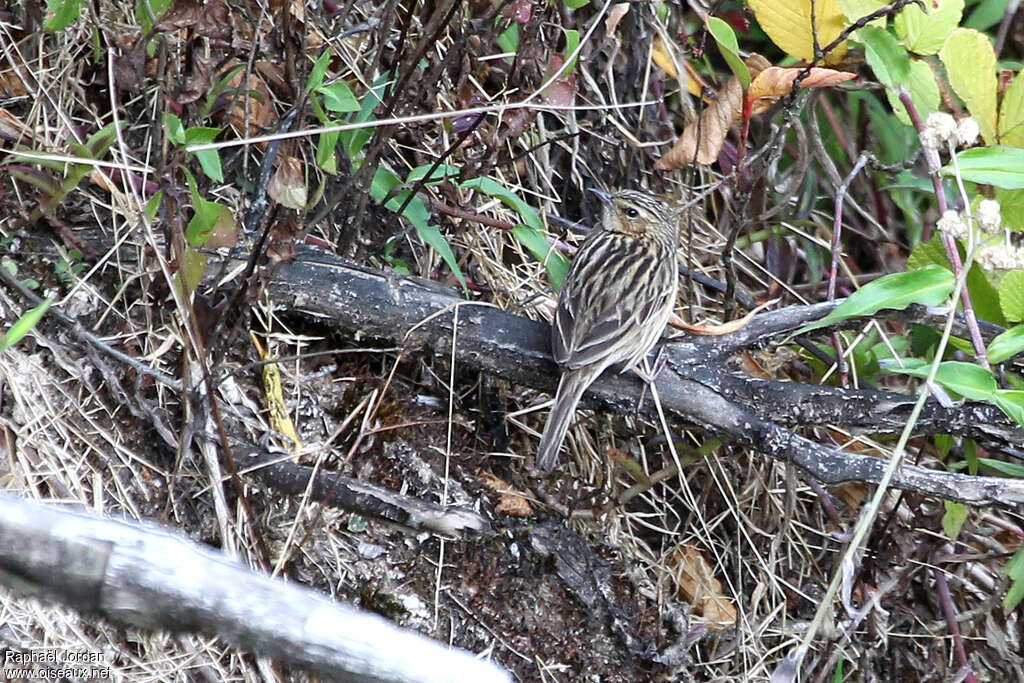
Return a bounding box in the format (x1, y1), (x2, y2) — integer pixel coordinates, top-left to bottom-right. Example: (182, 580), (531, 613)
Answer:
(655, 54), (770, 168)
(747, 66), (857, 116)
(268, 155), (307, 210)
(0, 108), (34, 144)
(478, 471), (534, 517)
(605, 3), (630, 37)
(666, 544), (736, 628)
(157, 0), (231, 41)
(541, 55), (576, 107)
(226, 68), (276, 140)
(0, 68), (28, 98)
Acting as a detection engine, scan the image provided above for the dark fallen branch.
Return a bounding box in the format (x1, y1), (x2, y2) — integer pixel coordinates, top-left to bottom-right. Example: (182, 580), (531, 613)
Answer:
(236, 446), (491, 538)
(0, 492), (509, 683)
(259, 247), (1024, 506)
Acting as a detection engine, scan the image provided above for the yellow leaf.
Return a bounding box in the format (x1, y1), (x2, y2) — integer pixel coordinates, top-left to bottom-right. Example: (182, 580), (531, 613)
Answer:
(748, 0), (848, 64)
(999, 69), (1024, 147)
(939, 28), (998, 144)
(251, 333), (303, 455)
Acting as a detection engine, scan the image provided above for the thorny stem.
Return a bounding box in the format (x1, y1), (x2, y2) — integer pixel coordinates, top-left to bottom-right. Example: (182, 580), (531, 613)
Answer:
(898, 89), (989, 367)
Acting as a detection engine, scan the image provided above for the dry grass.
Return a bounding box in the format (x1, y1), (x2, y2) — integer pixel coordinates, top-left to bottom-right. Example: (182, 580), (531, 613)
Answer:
(1, 1), (1022, 681)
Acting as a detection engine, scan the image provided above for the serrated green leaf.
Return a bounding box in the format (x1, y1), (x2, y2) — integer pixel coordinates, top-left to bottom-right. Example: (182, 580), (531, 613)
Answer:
(945, 146), (1024, 189)
(988, 324), (1024, 364)
(893, 0), (962, 55)
(999, 270), (1024, 322)
(942, 500), (968, 540)
(319, 81), (360, 113)
(994, 390), (1024, 427)
(998, 69), (1024, 146)
(860, 26), (910, 86)
(885, 58), (939, 126)
(707, 17), (750, 89)
(996, 188), (1024, 232)
(798, 265), (955, 334)
(44, 0), (80, 32)
(939, 28), (998, 143)
(839, 0), (888, 28)
(1, 298), (52, 351)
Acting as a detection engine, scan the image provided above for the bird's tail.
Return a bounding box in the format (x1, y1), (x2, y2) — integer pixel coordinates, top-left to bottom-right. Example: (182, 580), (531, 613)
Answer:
(536, 368), (600, 472)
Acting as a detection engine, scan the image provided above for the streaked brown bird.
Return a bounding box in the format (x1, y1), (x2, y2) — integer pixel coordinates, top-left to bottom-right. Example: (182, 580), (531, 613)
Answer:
(536, 189), (680, 472)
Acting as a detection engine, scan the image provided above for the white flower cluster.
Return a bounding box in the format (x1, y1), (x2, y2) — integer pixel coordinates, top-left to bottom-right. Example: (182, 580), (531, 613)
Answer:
(919, 112), (981, 149)
(937, 209), (969, 239)
(976, 199), (1002, 234)
(977, 243), (1024, 271)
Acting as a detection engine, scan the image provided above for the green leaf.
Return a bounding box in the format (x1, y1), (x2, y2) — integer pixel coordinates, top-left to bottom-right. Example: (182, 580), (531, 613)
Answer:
(860, 26), (910, 86)
(988, 325), (1024, 364)
(164, 112), (186, 145)
(407, 164), (459, 185)
(798, 265), (955, 334)
(993, 390), (1024, 426)
(181, 168), (222, 247)
(965, 0), (1009, 31)
(966, 260), (1006, 326)
(707, 17), (750, 89)
(998, 69), (1024, 146)
(997, 188), (1024, 232)
(563, 29), (580, 72)
(460, 177), (542, 228)
(340, 77), (389, 159)
(1, 298), (53, 351)
(318, 81), (360, 113)
(976, 456), (1024, 478)
(839, 0), (888, 28)
(1003, 546), (1024, 611)
(939, 28), (998, 144)
(316, 128), (341, 174)
(563, 0), (589, 9)
(942, 500), (968, 540)
(44, 0), (81, 32)
(945, 146), (1024, 189)
(184, 127), (223, 182)
(885, 58), (940, 126)
(893, 0), (962, 55)
(136, 0), (171, 34)
(307, 50), (331, 92)
(145, 190), (163, 221)
(496, 23), (519, 54)
(964, 437), (979, 475)
(881, 359), (997, 400)
(999, 270), (1024, 322)
(460, 176), (570, 289)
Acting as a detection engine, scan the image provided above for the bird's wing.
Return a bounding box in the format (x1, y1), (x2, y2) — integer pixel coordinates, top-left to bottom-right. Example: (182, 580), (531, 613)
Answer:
(552, 236), (675, 370)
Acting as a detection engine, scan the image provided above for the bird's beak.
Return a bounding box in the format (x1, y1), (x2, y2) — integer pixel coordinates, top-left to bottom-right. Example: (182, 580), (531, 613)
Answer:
(588, 188), (613, 205)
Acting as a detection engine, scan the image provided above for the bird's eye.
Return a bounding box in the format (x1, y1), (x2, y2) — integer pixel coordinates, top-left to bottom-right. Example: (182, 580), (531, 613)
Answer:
(624, 207), (639, 218)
